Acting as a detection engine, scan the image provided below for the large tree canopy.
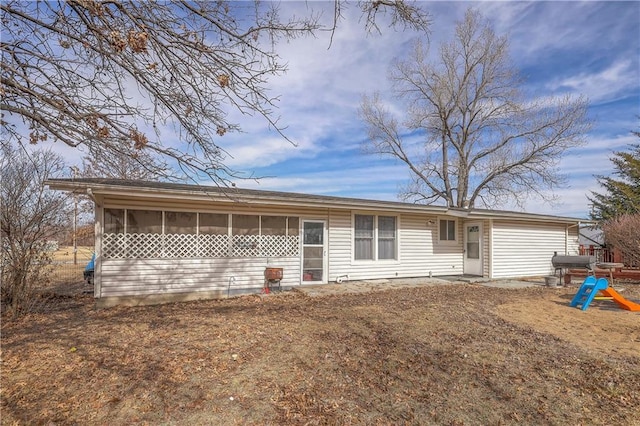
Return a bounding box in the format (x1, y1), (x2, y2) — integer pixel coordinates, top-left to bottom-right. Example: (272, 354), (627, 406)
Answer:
(1, 0), (430, 182)
(589, 138), (640, 221)
(360, 8), (591, 209)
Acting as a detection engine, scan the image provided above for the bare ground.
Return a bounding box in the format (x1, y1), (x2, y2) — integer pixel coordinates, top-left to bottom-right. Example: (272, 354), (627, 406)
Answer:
(1, 280), (639, 425)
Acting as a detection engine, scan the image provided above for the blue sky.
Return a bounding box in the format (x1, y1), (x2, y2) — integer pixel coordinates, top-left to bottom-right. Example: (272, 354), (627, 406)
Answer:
(53, 1), (639, 219)
(213, 1), (640, 219)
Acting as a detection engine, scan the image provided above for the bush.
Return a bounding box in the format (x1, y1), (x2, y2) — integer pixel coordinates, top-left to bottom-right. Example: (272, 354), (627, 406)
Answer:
(1, 145), (71, 317)
(602, 214), (640, 267)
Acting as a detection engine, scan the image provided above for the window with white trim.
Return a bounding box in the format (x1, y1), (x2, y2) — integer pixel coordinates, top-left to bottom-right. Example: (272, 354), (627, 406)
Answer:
(439, 218), (457, 242)
(354, 214), (374, 260)
(378, 216), (396, 260)
(354, 214), (398, 261)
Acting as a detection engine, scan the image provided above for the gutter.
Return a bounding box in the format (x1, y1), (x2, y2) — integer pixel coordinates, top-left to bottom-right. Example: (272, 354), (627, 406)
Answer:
(44, 179), (591, 224)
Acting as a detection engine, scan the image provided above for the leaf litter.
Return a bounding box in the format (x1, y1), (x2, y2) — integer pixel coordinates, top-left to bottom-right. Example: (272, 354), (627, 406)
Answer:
(1, 282), (639, 425)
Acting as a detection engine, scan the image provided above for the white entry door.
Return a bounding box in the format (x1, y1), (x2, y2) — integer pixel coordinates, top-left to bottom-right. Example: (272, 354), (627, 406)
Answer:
(302, 220), (326, 284)
(464, 222), (483, 276)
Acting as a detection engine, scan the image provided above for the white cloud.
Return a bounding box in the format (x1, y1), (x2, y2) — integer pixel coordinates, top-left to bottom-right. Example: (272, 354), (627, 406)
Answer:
(223, 135), (320, 169)
(547, 60), (638, 104)
(11, 1), (635, 220)
(235, 162), (409, 198)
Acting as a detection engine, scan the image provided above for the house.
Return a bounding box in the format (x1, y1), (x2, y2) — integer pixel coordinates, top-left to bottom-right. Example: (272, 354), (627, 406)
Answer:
(46, 178), (586, 306)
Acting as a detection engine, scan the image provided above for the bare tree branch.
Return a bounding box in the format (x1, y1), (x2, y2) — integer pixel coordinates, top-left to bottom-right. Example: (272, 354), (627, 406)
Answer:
(360, 8), (591, 208)
(2, 1), (431, 184)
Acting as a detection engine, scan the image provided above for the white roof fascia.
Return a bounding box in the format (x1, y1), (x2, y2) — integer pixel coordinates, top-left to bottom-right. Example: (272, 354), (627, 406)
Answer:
(45, 179), (590, 224)
(45, 180), (450, 215)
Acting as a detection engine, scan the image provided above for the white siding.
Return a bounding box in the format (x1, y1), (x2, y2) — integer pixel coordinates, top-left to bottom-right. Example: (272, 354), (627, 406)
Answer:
(95, 194), (582, 298)
(567, 226), (580, 255)
(491, 220), (570, 278)
(483, 220), (490, 277)
(100, 257), (299, 297)
(96, 201), (327, 298)
(327, 210), (463, 281)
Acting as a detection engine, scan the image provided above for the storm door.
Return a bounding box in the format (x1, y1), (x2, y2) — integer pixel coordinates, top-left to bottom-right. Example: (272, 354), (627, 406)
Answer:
(302, 220), (326, 283)
(463, 222), (483, 276)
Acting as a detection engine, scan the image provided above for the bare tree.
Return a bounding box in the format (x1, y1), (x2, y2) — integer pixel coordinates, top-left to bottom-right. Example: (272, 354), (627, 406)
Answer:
(76, 143), (177, 227)
(80, 143), (174, 181)
(1, 0), (430, 184)
(0, 144), (71, 316)
(360, 9), (591, 208)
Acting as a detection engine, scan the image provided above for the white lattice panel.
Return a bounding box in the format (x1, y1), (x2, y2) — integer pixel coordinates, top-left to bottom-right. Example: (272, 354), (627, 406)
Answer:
(103, 233), (298, 259)
(164, 233), (198, 258)
(199, 234), (230, 257)
(126, 233), (163, 258)
(262, 235), (300, 257)
(103, 233), (125, 258)
(287, 235), (300, 256)
(232, 235), (260, 257)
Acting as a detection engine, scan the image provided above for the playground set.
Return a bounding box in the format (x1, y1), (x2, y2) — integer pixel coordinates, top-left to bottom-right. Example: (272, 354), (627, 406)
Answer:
(570, 276), (640, 311)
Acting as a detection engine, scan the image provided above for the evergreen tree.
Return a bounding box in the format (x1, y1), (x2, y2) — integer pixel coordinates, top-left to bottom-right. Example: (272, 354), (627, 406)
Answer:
(589, 136), (640, 221)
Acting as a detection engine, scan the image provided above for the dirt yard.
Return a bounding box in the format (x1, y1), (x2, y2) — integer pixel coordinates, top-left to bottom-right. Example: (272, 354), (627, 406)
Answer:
(1, 281), (639, 425)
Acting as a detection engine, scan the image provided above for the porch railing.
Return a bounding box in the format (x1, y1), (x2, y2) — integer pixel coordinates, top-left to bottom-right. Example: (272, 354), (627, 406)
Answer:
(578, 245), (638, 268)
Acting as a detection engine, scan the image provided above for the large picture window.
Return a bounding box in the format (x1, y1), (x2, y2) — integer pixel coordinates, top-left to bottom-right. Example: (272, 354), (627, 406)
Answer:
(354, 214), (397, 261)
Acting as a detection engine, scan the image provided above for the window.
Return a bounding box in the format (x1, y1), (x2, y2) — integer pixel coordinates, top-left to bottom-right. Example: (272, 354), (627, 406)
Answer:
(103, 209), (125, 258)
(101, 209), (300, 259)
(104, 209), (124, 234)
(354, 214), (374, 260)
(287, 217), (300, 236)
(231, 215), (259, 256)
(232, 214), (259, 235)
(199, 213), (228, 235)
(127, 210), (162, 234)
(303, 221), (324, 245)
(439, 219), (457, 242)
(378, 216), (396, 260)
(354, 214), (397, 261)
(466, 225), (480, 259)
(261, 216), (286, 236)
(165, 211), (196, 234)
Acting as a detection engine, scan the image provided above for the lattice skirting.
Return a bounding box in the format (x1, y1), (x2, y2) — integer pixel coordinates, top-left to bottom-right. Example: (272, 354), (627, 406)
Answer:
(102, 233), (300, 259)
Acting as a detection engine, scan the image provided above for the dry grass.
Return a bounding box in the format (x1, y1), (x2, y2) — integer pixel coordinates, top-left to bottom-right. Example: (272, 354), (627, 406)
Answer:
(50, 246), (93, 262)
(47, 246), (93, 285)
(1, 282), (639, 425)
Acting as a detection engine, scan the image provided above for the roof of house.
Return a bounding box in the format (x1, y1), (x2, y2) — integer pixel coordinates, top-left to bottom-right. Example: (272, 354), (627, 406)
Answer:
(45, 178), (591, 224)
